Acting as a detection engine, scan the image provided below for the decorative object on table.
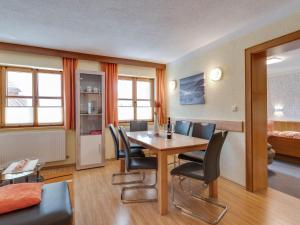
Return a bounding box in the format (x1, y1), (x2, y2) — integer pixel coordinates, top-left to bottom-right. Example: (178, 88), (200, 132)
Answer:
(153, 101), (161, 136)
(180, 73), (205, 105)
(167, 117), (172, 139)
(1, 159), (44, 185)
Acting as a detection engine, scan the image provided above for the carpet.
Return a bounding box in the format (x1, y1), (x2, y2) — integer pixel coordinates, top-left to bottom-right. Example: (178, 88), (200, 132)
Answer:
(268, 160), (300, 199)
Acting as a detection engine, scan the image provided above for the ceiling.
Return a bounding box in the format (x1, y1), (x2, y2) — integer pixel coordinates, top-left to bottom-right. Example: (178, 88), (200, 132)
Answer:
(268, 47), (300, 75)
(0, 0), (299, 63)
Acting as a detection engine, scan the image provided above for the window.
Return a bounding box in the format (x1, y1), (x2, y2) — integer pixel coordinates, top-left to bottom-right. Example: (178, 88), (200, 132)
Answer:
(118, 76), (154, 121)
(1, 67), (63, 127)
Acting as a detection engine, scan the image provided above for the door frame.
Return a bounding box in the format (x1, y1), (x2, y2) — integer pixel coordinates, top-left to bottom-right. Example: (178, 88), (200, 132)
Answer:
(245, 30), (300, 191)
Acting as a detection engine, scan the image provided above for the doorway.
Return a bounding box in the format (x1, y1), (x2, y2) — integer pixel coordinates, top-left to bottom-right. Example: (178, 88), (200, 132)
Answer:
(245, 30), (300, 192)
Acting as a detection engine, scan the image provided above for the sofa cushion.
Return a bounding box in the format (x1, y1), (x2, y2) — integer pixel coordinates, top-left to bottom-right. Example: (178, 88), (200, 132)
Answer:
(0, 183), (43, 215)
(0, 182), (72, 225)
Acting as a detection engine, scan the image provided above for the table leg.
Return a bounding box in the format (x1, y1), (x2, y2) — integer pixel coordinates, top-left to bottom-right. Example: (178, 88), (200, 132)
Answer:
(158, 151), (168, 215)
(209, 179), (218, 198)
(120, 159), (125, 173)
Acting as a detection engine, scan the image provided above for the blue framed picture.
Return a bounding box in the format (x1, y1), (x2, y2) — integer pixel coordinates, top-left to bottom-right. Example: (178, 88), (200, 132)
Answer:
(180, 73), (205, 105)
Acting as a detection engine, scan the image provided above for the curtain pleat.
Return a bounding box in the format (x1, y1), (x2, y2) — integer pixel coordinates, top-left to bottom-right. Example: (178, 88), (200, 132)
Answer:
(101, 62), (118, 126)
(156, 68), (167, 125)
(63, 58), (78, 130)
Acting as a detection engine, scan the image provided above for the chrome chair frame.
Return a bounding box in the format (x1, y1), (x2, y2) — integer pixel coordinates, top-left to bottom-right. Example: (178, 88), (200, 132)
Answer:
(111, 170), (145, 185)
(121, 170), (157, 203)
(171, 175), (227, 225)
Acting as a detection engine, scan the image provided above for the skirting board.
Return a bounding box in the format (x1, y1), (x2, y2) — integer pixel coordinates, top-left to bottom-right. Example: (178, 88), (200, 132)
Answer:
(171, 118), (244, 132)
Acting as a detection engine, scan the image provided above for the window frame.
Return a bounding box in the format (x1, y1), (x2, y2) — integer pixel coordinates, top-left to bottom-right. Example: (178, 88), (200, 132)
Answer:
(0, 66), (64, 128)
(118, 76), (154, 123)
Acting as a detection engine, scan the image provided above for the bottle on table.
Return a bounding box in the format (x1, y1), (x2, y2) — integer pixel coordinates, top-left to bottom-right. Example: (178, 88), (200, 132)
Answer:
(167, 117), (172, 139)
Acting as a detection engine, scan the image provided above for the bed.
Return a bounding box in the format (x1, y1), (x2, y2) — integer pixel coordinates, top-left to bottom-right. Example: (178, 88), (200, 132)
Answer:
(268, 130), (300, 159)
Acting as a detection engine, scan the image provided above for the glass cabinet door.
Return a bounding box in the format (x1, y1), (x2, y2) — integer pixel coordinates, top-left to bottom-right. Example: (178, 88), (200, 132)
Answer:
(79, 73), (103, 136)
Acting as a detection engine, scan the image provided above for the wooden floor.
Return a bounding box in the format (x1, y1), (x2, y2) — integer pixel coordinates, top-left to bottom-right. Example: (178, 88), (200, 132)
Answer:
(43, 160), (300, 225)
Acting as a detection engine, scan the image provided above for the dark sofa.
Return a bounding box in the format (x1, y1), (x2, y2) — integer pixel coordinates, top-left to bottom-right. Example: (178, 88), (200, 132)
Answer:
(0, 182), (72, 225)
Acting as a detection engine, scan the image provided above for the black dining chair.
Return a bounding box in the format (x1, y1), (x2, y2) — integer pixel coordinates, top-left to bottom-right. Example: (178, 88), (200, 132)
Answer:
(129, 121), (148, 149)
(171, 121), (192, 166)
(174, 120), (192, 135)
(171, 131), (228, 224)
(178, 122), (216, 164)
(118, 126), (158, 203)
(108, 124), (145, 185)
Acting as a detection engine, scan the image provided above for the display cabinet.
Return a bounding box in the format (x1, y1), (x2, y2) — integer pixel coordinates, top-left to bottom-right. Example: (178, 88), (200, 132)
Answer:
(76, 71), (105, 170)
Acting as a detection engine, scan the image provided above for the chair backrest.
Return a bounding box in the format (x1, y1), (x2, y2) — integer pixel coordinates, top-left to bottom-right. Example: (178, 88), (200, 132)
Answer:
(174, 121), (192, 136)
(203, 131), (228, 184)
(108, 124), (120, 160)
(192, 122), (216, 140)
(118, 126), (132, 171)
(130, 121), (148, 132)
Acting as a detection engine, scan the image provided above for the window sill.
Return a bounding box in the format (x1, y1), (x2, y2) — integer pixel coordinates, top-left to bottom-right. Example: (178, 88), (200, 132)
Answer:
(0, 126), (65, 132)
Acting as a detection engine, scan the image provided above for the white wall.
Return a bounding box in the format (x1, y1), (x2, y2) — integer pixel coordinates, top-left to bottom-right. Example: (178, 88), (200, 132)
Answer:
(268, 72), (300, 121)
(167, 11), (300, 186)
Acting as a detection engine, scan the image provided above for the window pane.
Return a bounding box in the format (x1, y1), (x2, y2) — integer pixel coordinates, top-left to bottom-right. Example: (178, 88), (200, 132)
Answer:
(118, 100), (133, 107)
(137, 100), (151, 107)
(7, 98), (32, 107)
(39, 99), (62, 107)
(38, 107), (63, 124)
(118, 107), (134, 121)
(137, 81), (151, 99)
(118, 80), (132, 99)
(137, 107), (152, 120)
(5, 107), (33, 125)
(38, 73), (62, 97)
(7, 71), (32, 96)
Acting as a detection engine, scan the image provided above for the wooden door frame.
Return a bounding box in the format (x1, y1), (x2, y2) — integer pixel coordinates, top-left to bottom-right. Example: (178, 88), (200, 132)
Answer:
(245, 29), (300, 192)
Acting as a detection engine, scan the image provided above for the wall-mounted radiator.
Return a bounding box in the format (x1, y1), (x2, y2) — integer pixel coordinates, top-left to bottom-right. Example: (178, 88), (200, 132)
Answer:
(0, 130), (66, 168)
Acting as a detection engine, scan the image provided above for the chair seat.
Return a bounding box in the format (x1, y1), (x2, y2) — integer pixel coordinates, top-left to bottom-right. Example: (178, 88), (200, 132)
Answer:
(171, 162), (204, 180)
(178, 150), (205, 163)
(129, 157), (157, 170)
(119, 148), (145, 158)
(130, 143), (145, 149)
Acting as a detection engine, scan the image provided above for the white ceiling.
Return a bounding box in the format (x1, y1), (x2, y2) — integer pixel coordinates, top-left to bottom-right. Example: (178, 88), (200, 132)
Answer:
(268, 47), (300, 75)
(0, 0), (299, 63)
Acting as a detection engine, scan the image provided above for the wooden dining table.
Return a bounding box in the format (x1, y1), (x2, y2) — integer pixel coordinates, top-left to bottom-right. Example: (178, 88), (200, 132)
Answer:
(124, 130), (212, 215)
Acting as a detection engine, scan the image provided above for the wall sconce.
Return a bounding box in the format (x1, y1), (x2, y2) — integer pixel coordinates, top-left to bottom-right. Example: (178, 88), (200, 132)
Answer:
(209, 67), (223, 81)
(274, 104), (284, 117)
(169, 80), (177, 90)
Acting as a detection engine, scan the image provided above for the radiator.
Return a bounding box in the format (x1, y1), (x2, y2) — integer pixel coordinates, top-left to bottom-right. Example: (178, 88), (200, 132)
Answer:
(0, 130), (66, 168)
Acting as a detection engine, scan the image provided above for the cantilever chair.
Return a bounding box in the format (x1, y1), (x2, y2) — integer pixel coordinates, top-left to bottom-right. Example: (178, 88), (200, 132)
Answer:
(171, 120), (192, 166)
(129, 121), (148, 149)
(118, 126), (158, 203)
(108, 124), (145, 185)
(178, 122), (216, 164)
(171, 131), (228, 224)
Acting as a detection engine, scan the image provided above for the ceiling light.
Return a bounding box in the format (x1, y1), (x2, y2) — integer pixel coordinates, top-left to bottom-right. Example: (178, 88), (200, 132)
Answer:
(266, 57), (284, 65)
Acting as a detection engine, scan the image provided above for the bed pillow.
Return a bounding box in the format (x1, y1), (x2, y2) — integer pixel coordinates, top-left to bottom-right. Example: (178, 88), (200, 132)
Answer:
(0, 183), (43, 215)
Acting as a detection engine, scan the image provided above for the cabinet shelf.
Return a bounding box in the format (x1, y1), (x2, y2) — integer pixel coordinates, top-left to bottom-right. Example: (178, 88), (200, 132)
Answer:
(80, 113), (102, 116)
(80, 92), (102, 94)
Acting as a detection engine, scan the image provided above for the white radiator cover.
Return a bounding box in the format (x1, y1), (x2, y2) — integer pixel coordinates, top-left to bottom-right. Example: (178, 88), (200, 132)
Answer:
(0, 130), (66, 168)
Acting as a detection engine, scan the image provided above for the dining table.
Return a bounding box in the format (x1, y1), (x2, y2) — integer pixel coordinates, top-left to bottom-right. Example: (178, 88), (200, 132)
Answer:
(122, 130), (213, 216)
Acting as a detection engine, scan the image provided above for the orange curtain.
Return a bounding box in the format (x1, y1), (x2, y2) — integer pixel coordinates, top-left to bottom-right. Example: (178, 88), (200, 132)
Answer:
(63, 58), (78, 130)
(101, 63), (118, 126)
(156, 68), (167, 125)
